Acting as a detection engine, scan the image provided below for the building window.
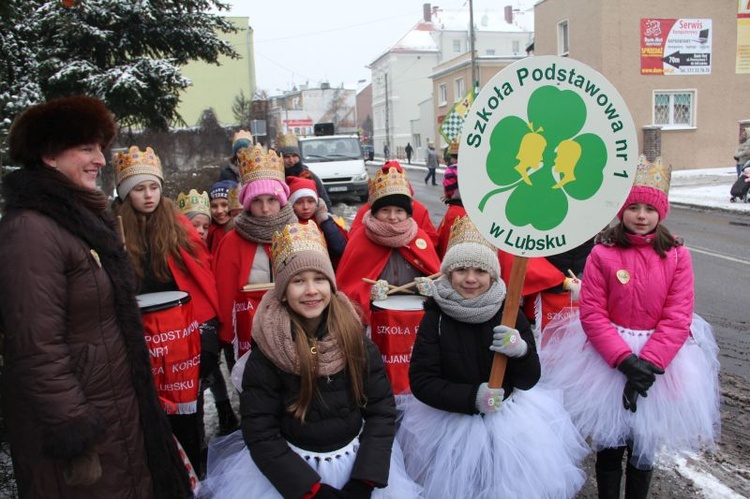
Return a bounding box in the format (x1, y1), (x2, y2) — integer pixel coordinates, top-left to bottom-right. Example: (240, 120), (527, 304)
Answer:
(486, 48), (496, 56)
(439, 83), (448, 106)
(558, 20), (569, 56)
(654, 90), (695, 128)
(512, 40), (520, 55)
(453, 39), (462, 53)
(454, 78), (465, 101)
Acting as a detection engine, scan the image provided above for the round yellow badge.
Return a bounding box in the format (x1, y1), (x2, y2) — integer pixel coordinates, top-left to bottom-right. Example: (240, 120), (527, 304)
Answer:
(415, 238), (427, 250)
(616, 269), (630, 284)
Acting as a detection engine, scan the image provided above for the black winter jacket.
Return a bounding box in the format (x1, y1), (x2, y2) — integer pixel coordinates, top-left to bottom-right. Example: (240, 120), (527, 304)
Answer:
(241, 337), (396, 498)
(409, 298), (540, 415)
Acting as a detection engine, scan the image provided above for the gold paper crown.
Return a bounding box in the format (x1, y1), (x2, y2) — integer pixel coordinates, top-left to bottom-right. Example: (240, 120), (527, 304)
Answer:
(633, 155), (671, 195)
(448, 137), (460, 155)
(368, 166), (412, 205)
(232, 129), (253, 145)
(114, 146), (163, 184)
(276, 132), (299, 149)
(271, 222), (328, 275)
(177, 189), (210, 218)
(232, 129), (254, 154)
(446, 216), (495, 252)
(228, 184), (242, 211)
(237, 143), (285, 185)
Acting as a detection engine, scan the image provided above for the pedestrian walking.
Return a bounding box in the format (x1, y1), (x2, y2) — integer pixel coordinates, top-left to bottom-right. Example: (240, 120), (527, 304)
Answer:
(424, 142), (438, 186)
(0, 96), (192, 497)
(405, 142), (413, 164)
(541, 158), (721, 499)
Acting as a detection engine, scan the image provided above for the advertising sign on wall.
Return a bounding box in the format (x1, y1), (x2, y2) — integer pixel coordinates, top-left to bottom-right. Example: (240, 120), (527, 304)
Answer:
(641, 18), (712, 75)
(737, 1), (750, 73)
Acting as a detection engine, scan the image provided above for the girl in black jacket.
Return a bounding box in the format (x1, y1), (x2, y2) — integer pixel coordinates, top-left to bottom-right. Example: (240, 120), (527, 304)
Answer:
(200, 223), (421, 498)
(398, 217), (587, 499)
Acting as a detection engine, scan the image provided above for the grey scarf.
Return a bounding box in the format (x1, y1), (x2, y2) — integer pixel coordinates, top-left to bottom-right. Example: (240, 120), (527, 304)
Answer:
(431, 278), (507, 324)
(233, 203), (297, 243)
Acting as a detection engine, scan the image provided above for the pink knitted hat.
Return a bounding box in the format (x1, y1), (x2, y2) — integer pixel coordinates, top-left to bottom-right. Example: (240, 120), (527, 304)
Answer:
(239, 178), (289, 210)
(617, 185), (669, 221)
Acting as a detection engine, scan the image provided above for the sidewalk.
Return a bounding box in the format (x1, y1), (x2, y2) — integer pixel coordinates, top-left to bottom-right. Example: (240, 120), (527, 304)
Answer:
(374, 157), (750, 214)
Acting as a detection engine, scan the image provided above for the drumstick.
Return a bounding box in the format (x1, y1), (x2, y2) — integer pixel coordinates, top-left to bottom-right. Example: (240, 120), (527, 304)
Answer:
(117, 215), (126, 246)
(386, 272), (442, 295)
(242, 282), (275, 292)
(567, 269), (578, 280)
(362, 278), (415, 295)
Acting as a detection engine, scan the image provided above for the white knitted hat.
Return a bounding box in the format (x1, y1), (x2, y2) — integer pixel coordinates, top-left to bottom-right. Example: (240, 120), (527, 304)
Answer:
(441, 242), (500, 282)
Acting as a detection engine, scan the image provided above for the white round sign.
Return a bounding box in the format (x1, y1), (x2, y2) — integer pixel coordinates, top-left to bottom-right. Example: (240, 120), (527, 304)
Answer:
(460, 56), (638, 257)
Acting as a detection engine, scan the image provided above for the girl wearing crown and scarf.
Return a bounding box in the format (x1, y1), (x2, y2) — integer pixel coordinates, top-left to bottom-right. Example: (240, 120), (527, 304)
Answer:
(213, 143), (297, 362)
(397, 216), (587, 499)
(336, 165), (441, 402)
(113, 146), (221, 478)
(349, 161), (439, 248)
(540, 157), (721, 499)
(336, 164), (441, 320)
(201, 223), (421, 499)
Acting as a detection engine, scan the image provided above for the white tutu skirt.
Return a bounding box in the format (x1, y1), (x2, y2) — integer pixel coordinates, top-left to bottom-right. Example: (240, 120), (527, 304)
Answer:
(198, 430), (422, 498)
(396, 387), (588, 499)
(539, 313), (721, 466)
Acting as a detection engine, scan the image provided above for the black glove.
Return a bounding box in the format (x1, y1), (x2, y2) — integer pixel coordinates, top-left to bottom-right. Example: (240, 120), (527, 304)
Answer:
(622, 381), (640, 412)
(317, 483), (346, 498)
(617, 354), (664, 393)
(342, 479), (374, 499)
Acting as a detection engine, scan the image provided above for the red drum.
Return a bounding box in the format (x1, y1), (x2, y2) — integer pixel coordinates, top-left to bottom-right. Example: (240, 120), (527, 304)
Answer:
(138, 291), (201, 414)
(232, 288), (268, 359)
(370, 295), (426, 395)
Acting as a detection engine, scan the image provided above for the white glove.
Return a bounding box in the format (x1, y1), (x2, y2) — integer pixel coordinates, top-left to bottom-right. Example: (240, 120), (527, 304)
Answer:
(563, 276), (582, 301)
(414, 277), (434, 296)
(369, 279), (389, 301)
(490, 325), (528, 358)
(475, 382), (504, 414)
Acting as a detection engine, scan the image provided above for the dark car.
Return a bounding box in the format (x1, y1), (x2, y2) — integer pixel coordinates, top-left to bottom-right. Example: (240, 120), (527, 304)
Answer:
(362, 145), (374, 161)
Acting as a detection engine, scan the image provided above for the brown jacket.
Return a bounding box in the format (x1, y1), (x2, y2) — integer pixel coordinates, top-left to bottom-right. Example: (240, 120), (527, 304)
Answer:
(0, 168), (191, 498)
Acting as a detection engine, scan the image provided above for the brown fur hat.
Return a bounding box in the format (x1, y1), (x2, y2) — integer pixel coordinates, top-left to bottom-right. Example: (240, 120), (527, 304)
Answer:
(9, 95), (116, 168)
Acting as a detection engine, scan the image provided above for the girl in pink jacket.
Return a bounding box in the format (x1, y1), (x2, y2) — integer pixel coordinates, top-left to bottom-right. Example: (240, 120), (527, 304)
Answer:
(541, 159), (720, 499)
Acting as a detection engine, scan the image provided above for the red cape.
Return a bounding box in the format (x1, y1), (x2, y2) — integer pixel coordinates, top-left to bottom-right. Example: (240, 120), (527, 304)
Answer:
(336, 227), (440, 322)
(213, 231), (269, 343)
(169, 215), (220, 325)
(207, 222), (231, 255)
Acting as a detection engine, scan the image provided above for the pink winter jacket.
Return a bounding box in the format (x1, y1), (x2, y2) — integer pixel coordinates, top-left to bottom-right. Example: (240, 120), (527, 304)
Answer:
(579, 233), (694, 370)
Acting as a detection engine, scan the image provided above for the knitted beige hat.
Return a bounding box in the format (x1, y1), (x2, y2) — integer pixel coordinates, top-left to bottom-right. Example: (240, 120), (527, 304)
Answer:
(441, 216), (500, 281)
(271, 223), (335, 299)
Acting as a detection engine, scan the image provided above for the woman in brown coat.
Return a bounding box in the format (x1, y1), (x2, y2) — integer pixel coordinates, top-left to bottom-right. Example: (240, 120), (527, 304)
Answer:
(0, 96), (191, 498)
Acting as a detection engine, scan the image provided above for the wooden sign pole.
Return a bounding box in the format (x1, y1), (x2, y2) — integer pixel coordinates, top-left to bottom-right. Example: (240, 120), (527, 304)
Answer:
(488, 255), (528, 389)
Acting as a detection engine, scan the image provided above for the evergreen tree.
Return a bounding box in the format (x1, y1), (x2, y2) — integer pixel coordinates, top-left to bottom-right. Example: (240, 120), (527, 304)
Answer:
(1, 0), (239, 146)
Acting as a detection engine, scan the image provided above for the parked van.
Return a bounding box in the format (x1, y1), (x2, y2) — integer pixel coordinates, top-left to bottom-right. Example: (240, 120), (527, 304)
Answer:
(298, 134), (369, 202)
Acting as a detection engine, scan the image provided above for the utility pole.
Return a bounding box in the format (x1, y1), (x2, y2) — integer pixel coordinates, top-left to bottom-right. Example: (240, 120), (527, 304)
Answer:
(469, 0), (477, 91)
(384, 72), (390, 156)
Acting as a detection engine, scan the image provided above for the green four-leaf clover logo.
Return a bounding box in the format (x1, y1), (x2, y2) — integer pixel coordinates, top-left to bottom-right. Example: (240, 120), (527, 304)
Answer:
(479, 86), (607, 230)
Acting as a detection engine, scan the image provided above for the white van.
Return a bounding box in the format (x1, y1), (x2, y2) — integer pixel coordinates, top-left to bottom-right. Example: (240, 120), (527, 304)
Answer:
(298, 134), (369, 202)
